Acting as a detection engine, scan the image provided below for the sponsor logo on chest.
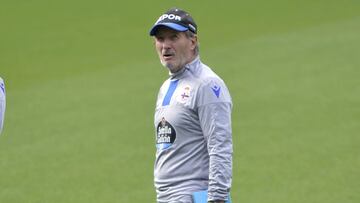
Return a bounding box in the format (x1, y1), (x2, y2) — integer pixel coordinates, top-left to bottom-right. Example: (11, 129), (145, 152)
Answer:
(156, 117), (176, 150)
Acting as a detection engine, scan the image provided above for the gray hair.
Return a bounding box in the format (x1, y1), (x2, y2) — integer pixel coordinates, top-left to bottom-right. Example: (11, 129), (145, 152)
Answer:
(185, 30), (199, 56)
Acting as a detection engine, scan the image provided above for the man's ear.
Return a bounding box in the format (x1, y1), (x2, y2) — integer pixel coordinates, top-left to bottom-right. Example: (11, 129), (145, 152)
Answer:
(190, 35), (198, 50)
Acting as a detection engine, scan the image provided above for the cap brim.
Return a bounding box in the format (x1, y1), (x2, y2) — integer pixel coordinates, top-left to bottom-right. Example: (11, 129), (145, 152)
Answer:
(149, 23), (188, 36)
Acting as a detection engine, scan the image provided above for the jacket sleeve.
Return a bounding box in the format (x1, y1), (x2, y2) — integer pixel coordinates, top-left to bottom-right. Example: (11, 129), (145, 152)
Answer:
(0, 78), (5, 134)
(196, 78), (233, 201)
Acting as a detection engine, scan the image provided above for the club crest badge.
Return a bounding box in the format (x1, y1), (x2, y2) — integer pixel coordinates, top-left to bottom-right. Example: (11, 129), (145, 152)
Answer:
(177, 85), (192, 103)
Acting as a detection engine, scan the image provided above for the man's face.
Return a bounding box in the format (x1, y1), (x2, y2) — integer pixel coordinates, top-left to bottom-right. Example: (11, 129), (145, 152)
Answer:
(154, 27), (196, 73)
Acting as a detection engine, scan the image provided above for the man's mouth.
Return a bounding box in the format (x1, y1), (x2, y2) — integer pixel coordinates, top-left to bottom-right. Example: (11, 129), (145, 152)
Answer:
(163, 53), (174, 60)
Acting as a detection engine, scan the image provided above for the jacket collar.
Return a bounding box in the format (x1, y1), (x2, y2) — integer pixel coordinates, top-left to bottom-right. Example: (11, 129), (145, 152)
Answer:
(169, 55), (200, 79)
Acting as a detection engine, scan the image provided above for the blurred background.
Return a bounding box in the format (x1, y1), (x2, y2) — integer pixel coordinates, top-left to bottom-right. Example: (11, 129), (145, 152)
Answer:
(1, 0), (359, 202)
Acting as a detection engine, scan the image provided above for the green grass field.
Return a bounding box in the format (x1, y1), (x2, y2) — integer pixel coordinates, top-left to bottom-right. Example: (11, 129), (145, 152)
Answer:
(1, 0), (359, 202)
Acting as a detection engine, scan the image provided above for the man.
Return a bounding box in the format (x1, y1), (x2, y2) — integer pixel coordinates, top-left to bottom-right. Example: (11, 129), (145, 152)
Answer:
(0, 77), (6, 134)
(149, 8), (233, 203)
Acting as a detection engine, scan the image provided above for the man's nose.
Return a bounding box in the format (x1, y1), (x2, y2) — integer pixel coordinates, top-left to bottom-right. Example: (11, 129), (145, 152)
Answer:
(162, 39), (172, 49)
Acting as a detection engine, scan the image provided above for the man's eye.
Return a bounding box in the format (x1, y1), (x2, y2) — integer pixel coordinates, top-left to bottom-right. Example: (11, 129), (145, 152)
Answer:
(156, 37), (164, 42)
